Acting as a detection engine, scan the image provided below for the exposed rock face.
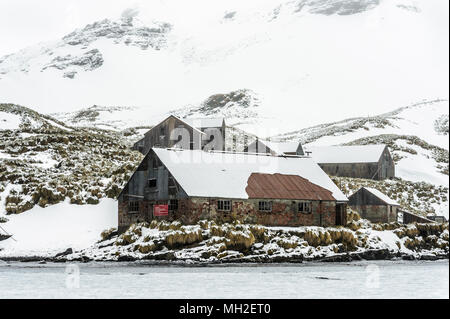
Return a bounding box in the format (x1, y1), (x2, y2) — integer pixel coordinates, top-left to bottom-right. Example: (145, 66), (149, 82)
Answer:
(42, 49), (104, 75)
(173, 89), (260, 121)
(0, 16), (171, 78)
(304, 0), (380, 15)
(62, 18), (172, 51)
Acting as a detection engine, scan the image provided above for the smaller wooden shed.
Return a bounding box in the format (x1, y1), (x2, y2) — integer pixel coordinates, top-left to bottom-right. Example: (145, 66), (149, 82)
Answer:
(348, 187), (400, 223)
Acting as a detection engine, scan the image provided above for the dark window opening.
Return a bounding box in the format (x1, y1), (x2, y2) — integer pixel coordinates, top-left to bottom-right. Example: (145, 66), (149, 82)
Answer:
(258, 201), (272, 212)
(217, 200), (231, 211)
(169, 200), (178, 212)
(148, 178), (157, 188)
(128, 201), (139, 213)
(160, 126), (165, 136)
(298, 201), (312, 214)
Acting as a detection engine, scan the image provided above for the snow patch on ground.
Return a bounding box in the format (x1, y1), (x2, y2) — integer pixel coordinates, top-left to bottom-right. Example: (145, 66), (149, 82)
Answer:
(0, 112), (22, 130)
(0, 199), (117, 257)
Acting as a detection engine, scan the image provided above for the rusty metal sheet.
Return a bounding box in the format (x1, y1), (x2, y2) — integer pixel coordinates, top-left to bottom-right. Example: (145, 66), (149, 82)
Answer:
(245, 173), (336, 201)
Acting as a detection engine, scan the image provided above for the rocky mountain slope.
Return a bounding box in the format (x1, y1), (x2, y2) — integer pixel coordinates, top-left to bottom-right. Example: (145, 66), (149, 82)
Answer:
(0, 0), (447, 132)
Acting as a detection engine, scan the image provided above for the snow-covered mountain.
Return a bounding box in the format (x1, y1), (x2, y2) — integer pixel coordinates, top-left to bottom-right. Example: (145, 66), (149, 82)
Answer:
(0, 0), (448, 134)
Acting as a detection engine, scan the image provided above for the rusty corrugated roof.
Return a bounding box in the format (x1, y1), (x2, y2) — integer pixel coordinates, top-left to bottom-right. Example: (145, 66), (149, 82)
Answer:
(245, 173), (336, 201)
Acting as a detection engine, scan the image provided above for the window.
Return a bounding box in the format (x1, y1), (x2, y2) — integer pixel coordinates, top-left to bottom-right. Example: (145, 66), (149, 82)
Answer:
(298, 201), (312, 214)
(258, 201), (272, 212)
(217, 200), (231, 211)
(160, 126), (165, 136)
(148, 178), (157, 188)
(169, 200), (178, 212)
(128, 201), (139, 213)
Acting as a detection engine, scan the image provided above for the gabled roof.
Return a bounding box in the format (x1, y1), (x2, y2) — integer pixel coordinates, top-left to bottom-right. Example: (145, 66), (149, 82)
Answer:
(153, 148), (348, 201)
(246, 173), (335, 201)
(144, 115), (205, 136)
(304, 145), (387, 164)
(183, 118), (224, 128)
(265, 140), (300, 154)
(362, 187), (399, 206)
(247, 140), (301, 155)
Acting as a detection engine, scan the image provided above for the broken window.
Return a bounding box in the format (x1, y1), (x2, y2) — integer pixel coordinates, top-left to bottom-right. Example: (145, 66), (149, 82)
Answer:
(169, 200), (178, 212)
(128, 201), (139, 213)
(298, 201), (312, 214)
(258, 201), (272, 212)
(148, 178), (157, 188)
(217, 200), (231, 211)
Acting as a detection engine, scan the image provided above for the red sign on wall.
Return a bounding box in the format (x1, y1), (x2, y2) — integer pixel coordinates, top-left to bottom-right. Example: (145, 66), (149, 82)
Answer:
(154, 204), (169, 216)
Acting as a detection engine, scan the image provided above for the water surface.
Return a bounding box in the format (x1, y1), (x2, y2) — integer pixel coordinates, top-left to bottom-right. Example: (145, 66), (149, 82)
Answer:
(0, 260), (448, 298)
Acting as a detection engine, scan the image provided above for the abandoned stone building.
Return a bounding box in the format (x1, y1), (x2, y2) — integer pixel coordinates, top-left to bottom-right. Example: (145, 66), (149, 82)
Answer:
(348, 187), (399, 223)
(118, 148), (348, 233)
(245, 139), (305, 156)
(132, 115), (226, 155)
(304, 145), (395, 180)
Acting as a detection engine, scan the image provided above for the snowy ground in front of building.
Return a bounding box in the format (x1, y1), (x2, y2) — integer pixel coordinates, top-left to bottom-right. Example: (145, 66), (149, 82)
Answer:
(0, 199), (117, 258)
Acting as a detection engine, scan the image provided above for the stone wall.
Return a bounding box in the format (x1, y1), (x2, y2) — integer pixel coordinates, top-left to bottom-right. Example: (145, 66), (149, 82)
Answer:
(118, 196), (341, 232)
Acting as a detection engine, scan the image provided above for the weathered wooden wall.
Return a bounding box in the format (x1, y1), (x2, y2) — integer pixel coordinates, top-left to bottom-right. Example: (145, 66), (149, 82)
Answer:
(318, 146), (395, 180)
(348, 188), (397, 223)
(402, 211), (434, 224)
(132, 116), (225, 155)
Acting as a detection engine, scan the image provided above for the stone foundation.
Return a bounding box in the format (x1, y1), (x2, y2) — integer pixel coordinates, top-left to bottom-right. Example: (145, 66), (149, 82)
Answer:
(119, 197), (343, 233)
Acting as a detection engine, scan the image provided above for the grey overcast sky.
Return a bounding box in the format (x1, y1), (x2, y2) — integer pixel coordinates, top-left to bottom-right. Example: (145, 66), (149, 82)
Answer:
(0, 0), (142, 56)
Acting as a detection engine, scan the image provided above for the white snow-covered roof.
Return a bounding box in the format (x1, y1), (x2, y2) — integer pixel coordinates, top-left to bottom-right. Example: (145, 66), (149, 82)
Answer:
(184, 118), (224, 128)
(304, 145), (387, 164)
(363, 187), (399, 206)
(153, 148), (348, 201)
(251, 140), (300, 155)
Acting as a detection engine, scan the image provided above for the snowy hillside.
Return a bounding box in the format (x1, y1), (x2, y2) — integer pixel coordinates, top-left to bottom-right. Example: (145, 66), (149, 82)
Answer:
(273, 99), (449, 187)
(0, 0), (448, 133)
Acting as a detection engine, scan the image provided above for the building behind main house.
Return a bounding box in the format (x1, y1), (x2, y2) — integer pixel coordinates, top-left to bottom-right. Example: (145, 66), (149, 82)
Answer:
(244, 141), (395, 181)
(118, 148), (348, 233)
(304, 145), (395, 180)
(132, 115), (226, 155)
(348, 187), (400, 223)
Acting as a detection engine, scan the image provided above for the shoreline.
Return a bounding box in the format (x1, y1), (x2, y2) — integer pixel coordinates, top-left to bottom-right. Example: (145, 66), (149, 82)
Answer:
(1, 249), (448, 265)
